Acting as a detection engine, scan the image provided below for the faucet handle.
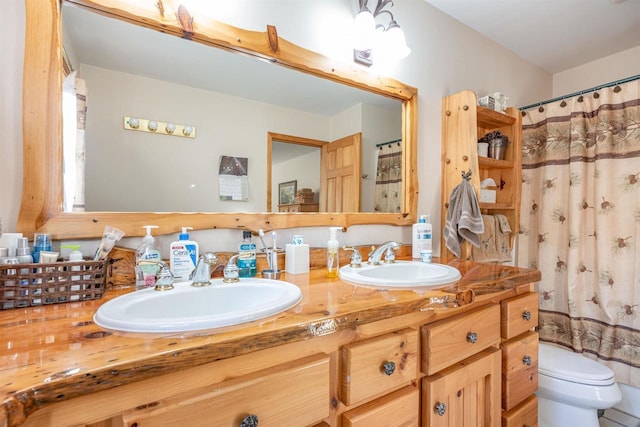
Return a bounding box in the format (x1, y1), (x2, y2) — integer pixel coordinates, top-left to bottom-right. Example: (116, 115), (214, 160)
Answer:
(367, 245), (377, 263)
(383, 245), (399, 264)
(343, 246), (362, 268)
(154, 261), (175, 291)
(223, 254), (240, 283)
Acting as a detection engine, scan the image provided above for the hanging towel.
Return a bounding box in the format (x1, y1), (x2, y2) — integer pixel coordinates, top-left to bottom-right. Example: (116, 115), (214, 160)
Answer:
(443, 178), (484, 258)
(495, 214), (513, 262)
(472, 215), (500, 262)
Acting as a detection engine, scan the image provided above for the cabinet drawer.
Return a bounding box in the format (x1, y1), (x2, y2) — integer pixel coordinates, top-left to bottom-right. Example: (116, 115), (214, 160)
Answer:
(342, 386), (419, 427)
(501, 395), (538, 427)
(501, 293), (538, 340)
(341, 328), (419, 406)
(421, 304), (501, 375)
(502, 331), (538, 411)
(122, 354), (329, 427)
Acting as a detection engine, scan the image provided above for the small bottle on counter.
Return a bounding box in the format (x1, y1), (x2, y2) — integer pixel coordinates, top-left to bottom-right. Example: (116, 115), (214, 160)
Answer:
(238, 231), (257, 278)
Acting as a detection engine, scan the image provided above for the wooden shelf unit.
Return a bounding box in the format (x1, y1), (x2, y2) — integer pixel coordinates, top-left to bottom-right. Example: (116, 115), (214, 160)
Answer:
(440, 90), (522, 262)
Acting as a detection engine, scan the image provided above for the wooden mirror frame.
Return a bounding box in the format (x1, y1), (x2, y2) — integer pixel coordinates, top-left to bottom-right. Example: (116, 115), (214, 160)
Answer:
(19, 0), (418, 239)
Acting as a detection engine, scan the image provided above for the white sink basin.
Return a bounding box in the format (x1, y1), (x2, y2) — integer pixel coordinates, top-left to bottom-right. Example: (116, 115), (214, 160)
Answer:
(339, 261), (461, 289)
(94, 279), (302, 333)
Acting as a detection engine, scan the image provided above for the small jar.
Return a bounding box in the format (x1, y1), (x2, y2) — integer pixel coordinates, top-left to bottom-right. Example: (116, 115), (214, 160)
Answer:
(420, 249), (432, 263)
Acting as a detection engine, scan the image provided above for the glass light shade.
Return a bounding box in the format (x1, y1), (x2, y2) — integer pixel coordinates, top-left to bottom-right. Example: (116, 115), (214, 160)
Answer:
(380, 25), (411, 61)
(128, 117), (139, 129)
(183, 125), (193, 136)
(165, 123), (176, 134)
(147, 120), (158, 131)
(353, 8), (376, 50)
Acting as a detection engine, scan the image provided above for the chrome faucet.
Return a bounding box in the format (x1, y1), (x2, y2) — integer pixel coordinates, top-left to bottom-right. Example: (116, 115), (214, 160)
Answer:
(136, 259), (175, 291)
(368, 241), (401, 265)
(190, 252), (218, 287)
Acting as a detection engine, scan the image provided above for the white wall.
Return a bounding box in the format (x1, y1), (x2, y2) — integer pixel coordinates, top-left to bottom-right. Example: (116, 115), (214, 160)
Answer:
(80, 64), (332, 212)
(1, 0), (551, 255)
(553, 46), (640, 97)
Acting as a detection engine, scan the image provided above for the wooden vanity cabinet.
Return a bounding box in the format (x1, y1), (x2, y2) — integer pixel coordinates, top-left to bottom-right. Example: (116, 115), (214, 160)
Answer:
(17, 287), (540, 427)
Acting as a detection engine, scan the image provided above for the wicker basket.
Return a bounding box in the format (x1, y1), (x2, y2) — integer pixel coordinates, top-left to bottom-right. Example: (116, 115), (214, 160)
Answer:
(0, 260), (106, 310)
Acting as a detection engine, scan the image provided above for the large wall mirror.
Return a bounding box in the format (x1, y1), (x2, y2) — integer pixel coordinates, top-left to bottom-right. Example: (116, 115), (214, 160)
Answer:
(19, 0), (418, 239)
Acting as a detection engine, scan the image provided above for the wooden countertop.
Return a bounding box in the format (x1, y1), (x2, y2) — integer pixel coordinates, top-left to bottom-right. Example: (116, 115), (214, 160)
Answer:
(0, 259), (540, 426)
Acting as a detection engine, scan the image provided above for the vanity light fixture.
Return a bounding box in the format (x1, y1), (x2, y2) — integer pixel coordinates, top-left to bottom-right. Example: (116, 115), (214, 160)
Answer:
(353, 0), (411, 66)
(123, 116), (196, 138)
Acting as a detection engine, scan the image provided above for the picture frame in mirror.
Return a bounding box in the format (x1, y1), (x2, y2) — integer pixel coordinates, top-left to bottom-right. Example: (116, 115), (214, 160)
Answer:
(279, 180), (297, 205)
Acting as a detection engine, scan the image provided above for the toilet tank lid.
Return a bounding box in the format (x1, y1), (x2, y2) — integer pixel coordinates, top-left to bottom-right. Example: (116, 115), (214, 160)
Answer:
(539, 343), (615, 386)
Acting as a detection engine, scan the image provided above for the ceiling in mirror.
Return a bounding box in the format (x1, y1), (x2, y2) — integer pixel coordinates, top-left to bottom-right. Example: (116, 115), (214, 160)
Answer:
(62, 4), (402, 214)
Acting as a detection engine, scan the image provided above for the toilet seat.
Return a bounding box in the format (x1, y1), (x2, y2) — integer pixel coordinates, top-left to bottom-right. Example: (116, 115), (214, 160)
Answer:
(539, 343), (615, 386)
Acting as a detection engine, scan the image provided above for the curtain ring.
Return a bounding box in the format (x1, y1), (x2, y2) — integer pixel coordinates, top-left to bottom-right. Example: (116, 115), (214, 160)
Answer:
(577, 95), (584, 102)
(613, 85), (621, 93)
(538, 106), (544, 113)
(593, 92), (600, 99)
(560, 100), (567, 107)
(521, 111), (527, 117)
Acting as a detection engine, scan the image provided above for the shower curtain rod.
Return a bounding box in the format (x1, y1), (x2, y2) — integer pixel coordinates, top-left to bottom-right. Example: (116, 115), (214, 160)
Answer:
(519, 74), (640, 111)
(376, 138), (402, 148)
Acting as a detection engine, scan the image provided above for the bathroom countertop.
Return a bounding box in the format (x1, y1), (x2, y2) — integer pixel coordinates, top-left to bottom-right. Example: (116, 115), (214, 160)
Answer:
(0, 259), (540, 426)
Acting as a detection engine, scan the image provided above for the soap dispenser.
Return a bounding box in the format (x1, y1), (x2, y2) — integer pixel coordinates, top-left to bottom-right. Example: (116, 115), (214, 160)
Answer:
(326, 227), (342, 278)
(135, 225), (161, 290)
(169, 226), (199, 282)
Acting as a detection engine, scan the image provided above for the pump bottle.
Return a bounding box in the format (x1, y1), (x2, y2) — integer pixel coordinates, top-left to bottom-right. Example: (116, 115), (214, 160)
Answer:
(412, 214), (433, 259)
(169, 227), (199, 282)
(326, 227), (342, 278)
(135, 225), (161, 290)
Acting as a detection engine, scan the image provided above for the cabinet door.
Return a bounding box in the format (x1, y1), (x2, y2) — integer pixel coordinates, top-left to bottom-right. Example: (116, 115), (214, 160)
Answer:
(422, 348), (501, 427)
(121, 354), (329, 427)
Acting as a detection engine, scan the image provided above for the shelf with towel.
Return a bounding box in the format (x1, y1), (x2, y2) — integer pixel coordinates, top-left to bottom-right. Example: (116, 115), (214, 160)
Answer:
(440, 90), (522, 263)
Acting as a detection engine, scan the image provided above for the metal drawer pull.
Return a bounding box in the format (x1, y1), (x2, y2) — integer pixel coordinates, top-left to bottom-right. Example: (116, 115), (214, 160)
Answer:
(240, 414), (258, 427)
(435, 402), (447, 416)
(522, 310), (532, 321)
(523, 355), (532, 366)
(466, 332), (478, 343)
(382, 361), (396, 376)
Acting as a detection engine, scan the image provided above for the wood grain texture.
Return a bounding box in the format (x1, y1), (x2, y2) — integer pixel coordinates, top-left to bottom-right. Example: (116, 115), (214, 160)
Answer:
(0, 260), (540, 426)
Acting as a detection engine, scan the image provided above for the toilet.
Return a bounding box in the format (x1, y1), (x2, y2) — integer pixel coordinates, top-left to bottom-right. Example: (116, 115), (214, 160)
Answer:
(537, 342), (622, 427)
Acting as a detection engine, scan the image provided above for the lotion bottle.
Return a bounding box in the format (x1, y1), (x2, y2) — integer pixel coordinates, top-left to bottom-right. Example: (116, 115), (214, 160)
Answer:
(135, 225), (161, 290)
(169, 227), (199, 282)
(326, 227), (342, 278)
(62, 244), (83, 280)
(412, 214), (433, 259)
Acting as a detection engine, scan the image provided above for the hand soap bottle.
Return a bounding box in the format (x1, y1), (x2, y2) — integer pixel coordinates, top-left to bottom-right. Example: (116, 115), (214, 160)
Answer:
(412, 214), (433, 259)
(135, 225), (161, 290)
(326, 227), (342, 278)
(238, 231), (257, 278)
(169, 227), (199, 282)
(62, 244), (83, 280)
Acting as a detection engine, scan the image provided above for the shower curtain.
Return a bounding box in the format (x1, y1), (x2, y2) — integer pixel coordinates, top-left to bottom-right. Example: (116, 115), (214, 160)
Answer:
(518, 79), (640, 387)
(374, 142), (402, 213)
